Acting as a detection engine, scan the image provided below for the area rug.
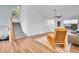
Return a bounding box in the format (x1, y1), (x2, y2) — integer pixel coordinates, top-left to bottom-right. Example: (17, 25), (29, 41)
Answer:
(35, 36), (71, 53)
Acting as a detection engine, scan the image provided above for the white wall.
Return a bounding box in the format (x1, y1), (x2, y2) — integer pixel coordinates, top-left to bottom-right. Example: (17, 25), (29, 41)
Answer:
(0, 6), (14, 34)
(20, 6), (28, 34)
(20, 5), (79, 36)
(20, 6), (50, 36)
(0, 6), (20, 26)
(0, 6), (12, 26)
(0, 6), (16, 36)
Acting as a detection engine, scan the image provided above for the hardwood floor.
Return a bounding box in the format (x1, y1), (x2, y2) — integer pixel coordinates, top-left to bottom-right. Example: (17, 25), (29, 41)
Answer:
(70, 44), (79, 53)
(0, 39), (53, 53)
(0, 32), (79, 53)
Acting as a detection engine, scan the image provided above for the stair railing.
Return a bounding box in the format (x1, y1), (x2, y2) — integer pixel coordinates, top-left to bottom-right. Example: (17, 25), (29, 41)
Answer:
(9, 15), (14, 43)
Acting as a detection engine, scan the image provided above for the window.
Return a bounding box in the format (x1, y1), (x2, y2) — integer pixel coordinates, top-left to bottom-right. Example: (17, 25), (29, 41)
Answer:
(47, 19), (54, 25)
(47, 19), (55, 31)
(63, 19), (78, 24)
(63, 19), (78, 31)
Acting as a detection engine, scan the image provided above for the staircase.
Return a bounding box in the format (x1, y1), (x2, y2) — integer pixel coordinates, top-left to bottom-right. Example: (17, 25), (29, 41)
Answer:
(12, 22), (26, 39)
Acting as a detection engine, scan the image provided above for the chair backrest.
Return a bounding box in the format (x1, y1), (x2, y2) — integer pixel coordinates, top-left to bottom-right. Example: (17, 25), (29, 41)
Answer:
(54, 27), (67, 43)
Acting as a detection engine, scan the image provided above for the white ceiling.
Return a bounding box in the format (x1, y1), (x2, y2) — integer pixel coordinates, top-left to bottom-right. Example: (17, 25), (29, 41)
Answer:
(28, 5), (79, 20)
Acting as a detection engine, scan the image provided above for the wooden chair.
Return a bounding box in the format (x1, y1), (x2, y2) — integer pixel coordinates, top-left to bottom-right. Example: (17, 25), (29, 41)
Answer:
(47, 27), (67, 48)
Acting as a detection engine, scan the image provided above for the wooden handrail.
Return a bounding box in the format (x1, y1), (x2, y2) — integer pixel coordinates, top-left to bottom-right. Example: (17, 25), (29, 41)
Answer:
(9, 16), (14, 43)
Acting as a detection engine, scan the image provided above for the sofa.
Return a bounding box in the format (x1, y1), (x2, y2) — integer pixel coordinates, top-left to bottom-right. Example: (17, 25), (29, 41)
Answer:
(68, 34), (79, 45)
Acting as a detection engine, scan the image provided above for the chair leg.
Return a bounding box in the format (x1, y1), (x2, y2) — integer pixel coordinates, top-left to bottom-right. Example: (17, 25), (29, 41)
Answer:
(52, 43), (56, 48)
(64, 43), (66, 48)
(52, 39), (56, 48)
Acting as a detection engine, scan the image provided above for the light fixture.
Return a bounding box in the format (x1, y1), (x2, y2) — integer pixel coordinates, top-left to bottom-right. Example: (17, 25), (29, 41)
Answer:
(54, 9), (62, 27)
(54, 9), (62, 21)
